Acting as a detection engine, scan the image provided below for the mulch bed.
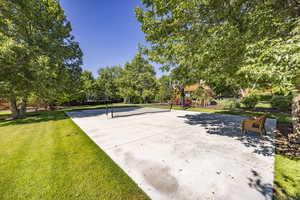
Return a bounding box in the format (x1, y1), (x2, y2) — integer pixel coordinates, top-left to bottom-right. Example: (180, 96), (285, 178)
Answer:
(275, 122), (300, 158)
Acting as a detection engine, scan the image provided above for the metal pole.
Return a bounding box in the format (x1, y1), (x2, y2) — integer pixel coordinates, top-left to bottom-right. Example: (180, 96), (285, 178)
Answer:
(105, 100), (108, 116)
(111, 101), (113, 118)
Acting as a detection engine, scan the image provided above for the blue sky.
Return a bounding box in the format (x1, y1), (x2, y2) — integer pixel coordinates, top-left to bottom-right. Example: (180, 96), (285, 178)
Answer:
(60, 0), (166, 77)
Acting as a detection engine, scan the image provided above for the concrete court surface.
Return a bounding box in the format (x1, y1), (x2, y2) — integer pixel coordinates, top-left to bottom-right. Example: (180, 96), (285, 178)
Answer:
(67, 107), (276, 200)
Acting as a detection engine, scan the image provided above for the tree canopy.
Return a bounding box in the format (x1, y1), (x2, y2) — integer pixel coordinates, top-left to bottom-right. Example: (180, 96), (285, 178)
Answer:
(97, 66), (122, 101)
(0, 0), (83, 117)
(117, 53), (158, 103)
(135, 0), (299, 92)
(136, 0), (300, 139)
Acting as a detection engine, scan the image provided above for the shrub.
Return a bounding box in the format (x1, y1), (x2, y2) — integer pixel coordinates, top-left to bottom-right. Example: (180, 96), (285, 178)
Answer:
(218, 98), (240, 110)
(257, 93), (273, 101)
(241, 94), (259, 108)
(271, 95), (292, 112)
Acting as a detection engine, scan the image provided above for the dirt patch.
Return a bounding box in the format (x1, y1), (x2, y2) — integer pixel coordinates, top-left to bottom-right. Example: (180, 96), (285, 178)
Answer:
(143, 166), (179, 194)
(124, 152), (179, 195)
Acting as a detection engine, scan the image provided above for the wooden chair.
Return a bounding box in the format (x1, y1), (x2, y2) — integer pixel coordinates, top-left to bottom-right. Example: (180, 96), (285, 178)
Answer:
(241, 115), (267, 136)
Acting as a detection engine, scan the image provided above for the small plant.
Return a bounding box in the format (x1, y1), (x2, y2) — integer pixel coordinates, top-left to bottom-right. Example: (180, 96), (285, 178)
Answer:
(271, 95), (292, 112)
(241, 94), (259, 108)
(218, 98), (240, 110)
(256, 93), (273, 101)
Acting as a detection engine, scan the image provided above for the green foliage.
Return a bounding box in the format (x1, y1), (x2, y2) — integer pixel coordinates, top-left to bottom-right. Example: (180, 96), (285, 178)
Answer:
(76, 70), (104, 104)
(241, 94), (260, 108)
(0, 0), (83, 117)
(155, 75), (172, 103)
(97, 66), (122, 101)
(27, 94), (46, 109)
(135, 0), (300, 123)
(271, 95), (292, 112)
(117, 53), (158, 103)
(218, 98), (240, 110)
(256, 92), (273, 102)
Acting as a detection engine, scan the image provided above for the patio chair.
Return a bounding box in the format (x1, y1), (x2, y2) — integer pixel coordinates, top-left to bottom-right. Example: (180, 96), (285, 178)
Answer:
(241, 115), (267, 136)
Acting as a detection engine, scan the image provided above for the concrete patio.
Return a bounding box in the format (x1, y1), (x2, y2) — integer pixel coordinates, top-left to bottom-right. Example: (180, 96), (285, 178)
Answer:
(67, 107), (276, 200)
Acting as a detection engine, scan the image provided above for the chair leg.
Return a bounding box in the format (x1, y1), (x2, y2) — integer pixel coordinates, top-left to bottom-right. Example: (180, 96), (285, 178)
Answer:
(260, 128), (266, 136)
(260, 130), (266, 139)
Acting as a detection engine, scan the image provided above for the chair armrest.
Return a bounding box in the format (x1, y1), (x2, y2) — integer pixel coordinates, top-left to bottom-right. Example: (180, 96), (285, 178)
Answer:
(249, 116), (258, 120)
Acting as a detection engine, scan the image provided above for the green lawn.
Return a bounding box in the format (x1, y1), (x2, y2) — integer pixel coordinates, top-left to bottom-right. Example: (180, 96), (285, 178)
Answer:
(0, 110), (149, 200)
(1, 104), (299, 200)
(274, 155), (300, 200)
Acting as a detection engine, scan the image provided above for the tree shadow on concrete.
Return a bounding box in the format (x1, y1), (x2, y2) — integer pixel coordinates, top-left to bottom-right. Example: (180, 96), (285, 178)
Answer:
(178, 113), (275, 157)
(248, 169), (273, 200)
(68, 106), (170, 119)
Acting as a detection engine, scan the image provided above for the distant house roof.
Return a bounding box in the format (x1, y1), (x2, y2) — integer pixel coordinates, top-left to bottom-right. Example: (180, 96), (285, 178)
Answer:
(184, 84), (214, 98)
(185, 84), (199, 92)
(184, 84), (212, 92)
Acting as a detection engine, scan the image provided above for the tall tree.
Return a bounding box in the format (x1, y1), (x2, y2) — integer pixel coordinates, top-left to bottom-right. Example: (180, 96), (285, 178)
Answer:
(78, 71), (98, 103)
(136, 0), (300, 142)
(0, 0), (82, 118)
(97, 66), (122, 101)
(156, 75), (172, 103)
(118, 53), (158, 103)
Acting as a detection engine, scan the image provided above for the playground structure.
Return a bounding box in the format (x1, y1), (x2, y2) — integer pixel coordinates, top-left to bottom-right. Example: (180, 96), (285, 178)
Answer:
(170, 82), (213, 108)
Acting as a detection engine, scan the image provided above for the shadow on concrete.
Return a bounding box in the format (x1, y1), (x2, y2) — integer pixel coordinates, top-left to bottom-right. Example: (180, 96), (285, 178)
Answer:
(112, 107), (170, 118)
(178, 113), (275, 157)
(248, 169), (273, 200)
(68, 106), (170, 119)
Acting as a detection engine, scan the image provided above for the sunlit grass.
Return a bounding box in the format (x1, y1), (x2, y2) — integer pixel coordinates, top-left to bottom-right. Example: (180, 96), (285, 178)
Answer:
(274, 155), (300, 200)
(0, 110), (149, 200)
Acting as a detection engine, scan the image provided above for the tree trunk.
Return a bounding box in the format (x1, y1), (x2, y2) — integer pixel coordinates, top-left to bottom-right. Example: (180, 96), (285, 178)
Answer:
(291, 86), (300, 143)
(180, 88), (185, 108)
(240, 88), (252, 98)
(9, 96), (19, 119)
(19, 97), (27, 118)
(49, 104), (55, 111)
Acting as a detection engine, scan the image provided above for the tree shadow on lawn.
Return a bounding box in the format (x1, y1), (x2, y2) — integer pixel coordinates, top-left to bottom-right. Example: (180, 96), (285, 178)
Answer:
(178, 113), (275, 157)
(0, 111), (68, 127)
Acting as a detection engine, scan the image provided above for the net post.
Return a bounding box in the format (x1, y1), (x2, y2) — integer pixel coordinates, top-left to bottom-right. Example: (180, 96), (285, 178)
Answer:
(110, 101), (114, 118)
(105, 100), (108, 116)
